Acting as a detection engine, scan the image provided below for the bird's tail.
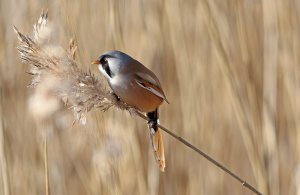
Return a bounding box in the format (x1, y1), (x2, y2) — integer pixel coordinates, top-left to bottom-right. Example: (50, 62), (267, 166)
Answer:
(147, 109), (165, 172)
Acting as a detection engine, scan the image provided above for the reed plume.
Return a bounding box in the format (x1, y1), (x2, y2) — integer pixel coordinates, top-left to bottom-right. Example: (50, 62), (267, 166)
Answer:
(14, 10), (133, 124)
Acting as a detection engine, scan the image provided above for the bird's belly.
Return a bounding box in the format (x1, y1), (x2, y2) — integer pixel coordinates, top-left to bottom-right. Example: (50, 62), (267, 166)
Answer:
(110, 77), (163, 112)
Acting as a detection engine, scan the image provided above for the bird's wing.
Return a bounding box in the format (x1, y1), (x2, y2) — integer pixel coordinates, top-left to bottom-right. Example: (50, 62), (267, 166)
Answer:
(135, 72), (169, 103)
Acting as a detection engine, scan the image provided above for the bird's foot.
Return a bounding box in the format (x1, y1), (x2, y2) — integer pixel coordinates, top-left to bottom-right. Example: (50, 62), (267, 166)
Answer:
(112, 92), (121, 102)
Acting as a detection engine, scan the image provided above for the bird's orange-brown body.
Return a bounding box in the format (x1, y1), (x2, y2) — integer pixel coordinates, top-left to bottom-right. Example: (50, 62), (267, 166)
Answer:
(111, 76), (164, 112)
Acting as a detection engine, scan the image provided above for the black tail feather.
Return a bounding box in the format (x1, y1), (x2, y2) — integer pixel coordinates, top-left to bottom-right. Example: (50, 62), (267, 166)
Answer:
(147, 109), (159, 132)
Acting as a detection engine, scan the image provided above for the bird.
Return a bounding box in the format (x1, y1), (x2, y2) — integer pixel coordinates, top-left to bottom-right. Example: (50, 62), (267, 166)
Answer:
(91, 50), (169, 172)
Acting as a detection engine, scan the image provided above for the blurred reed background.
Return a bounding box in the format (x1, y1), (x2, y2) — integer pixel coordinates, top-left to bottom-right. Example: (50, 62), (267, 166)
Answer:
(0, 0), (299, 195)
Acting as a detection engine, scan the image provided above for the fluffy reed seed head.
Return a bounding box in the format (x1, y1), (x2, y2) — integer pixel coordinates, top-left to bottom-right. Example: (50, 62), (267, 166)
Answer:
(14, 10), (134, 123)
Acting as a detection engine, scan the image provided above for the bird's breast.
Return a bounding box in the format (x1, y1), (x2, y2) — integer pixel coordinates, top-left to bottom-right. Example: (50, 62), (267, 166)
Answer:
(109, 75), (163, 112)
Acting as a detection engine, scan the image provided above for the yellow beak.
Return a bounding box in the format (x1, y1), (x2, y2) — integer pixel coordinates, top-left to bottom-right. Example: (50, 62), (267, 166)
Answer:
(91, 59), (100, 65)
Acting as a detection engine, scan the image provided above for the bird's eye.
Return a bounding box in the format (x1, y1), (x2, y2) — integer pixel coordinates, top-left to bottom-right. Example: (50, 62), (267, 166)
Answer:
(100, 57), (108, 64)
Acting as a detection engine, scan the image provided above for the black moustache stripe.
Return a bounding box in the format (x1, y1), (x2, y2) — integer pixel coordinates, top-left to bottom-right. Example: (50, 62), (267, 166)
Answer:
(103, 63), (112, 78)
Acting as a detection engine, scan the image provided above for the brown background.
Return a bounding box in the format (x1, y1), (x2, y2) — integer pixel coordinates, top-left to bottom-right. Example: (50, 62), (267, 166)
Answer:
(0, 0), (299, 195)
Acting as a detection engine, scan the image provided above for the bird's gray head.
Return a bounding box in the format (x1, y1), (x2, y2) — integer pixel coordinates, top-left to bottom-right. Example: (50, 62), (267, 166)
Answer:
(91, 50), (132, 80)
